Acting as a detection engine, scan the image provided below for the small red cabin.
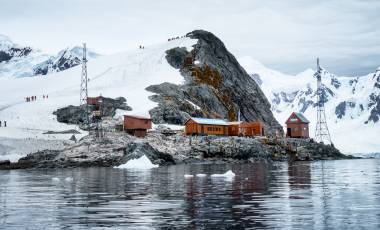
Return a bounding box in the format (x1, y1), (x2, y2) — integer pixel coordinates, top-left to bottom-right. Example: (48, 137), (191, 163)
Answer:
(285, 112), (310, 138)
(87, 97), (100, 105)
(124, 115), (152, 138)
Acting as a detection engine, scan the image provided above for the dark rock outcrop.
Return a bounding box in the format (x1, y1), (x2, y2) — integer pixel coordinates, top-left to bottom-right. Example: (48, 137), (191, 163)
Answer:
(53, 96), (131, 125)
(331, 77), (341, 89)
(1, 133), (175, 169)
(0, 47), (33, 63)
(146, 82), (204, 124)
(0, 130), (352, 170)
(367, 93), (380, 123)
(335, 102), (346, 119)
(335, 101), (356, 119)
(121, 142), (175, 166)
(148, 30), (283, 135)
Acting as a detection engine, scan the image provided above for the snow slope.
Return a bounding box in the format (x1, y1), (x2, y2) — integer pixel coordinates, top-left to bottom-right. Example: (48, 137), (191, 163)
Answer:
(0, 37), (196, 161)
(239, 56), (380, 155)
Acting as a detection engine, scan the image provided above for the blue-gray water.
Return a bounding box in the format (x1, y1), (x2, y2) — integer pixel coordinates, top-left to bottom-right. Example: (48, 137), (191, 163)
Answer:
(0, 159), (380, 229)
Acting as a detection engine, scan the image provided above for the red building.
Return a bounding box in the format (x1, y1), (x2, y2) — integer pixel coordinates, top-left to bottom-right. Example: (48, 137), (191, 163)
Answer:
(285, 112), (310, 138)
(124, 115), (152, 138)
(228, 121), (265, 136)
(87, 97), (100, 105)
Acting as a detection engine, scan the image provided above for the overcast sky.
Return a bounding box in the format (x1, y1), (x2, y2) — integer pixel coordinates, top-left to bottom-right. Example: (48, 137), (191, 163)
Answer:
(1, 0), (380, 76)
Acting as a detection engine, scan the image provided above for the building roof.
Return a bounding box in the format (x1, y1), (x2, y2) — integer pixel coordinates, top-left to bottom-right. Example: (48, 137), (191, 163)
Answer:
(228, 121), (243, 125)
(287, 112), (310, 124)
(188, 117), (229, 126)
(295, 112), (310, 123)
(124, 115), (152, 120)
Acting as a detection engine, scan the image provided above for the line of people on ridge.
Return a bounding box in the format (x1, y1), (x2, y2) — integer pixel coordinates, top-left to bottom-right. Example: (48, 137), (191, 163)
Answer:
(168, 35), (187, 41)
(25, 94), (48, 102)
(0, 120), (6, 127)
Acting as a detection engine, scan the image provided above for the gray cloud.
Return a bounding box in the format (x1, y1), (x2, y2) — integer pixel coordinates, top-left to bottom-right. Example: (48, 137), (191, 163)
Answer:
(0, 0), (379, 76)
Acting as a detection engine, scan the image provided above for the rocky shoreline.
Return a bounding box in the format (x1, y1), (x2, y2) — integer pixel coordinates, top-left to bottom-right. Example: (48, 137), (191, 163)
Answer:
(0, 130), (356, 170)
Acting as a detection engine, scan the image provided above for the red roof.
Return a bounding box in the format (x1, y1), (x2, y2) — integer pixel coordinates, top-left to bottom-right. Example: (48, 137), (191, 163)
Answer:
(285, 112), (310, 124)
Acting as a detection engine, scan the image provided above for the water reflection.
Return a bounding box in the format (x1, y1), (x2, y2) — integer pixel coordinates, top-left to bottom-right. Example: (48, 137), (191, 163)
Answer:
(0, 159), (380, 229)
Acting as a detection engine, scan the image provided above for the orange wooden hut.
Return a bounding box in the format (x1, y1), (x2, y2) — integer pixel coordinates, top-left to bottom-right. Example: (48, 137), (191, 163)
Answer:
(124, 115), (152, 138)
(240, 122), (265, 136)
(228, 121), (264, 137)
(185, 117), (229, 136)
(227, 122), (241, 136)
(285, 112), (310, 138)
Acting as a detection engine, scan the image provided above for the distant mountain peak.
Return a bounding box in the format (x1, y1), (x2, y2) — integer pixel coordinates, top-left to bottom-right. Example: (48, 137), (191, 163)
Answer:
(0, 34), (99, 78)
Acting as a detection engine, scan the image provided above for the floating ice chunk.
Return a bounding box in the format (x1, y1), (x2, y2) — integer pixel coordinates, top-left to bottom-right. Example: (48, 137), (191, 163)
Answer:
(64, 177), (73, 182)
(52, 177), (60, 182)
(184, 174), (194, 178)
(115, 155), (159, 169)
(211, 170), (236, 179)
(196, 174), (207, 177)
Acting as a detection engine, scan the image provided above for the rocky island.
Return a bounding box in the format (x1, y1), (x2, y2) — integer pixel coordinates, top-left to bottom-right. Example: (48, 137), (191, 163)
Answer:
(0, 30), (355, 170)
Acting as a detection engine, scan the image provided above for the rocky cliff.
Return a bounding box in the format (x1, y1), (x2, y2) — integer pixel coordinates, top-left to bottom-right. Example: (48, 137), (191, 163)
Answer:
(0, 131), (352, 170)
(147, 30), (283, 135)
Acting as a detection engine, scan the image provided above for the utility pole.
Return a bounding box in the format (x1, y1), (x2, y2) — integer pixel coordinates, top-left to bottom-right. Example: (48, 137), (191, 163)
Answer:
(94, 96), (104, 140)
(314, 58), (332, 144)
(80, 43), (89, 127)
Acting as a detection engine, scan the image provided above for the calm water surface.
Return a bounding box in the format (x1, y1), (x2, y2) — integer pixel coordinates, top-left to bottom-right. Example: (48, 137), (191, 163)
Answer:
(0, 159), (380, 229)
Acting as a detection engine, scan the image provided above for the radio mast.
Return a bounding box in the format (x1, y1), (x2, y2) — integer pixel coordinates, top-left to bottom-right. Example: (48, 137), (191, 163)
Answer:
(314, 58), (332, 144)
(80, 43), (89, 126)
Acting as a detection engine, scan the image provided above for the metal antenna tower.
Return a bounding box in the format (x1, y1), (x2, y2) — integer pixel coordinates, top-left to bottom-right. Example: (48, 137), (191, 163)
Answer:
(314, 58), (332, 144)
(80, 43), (89, 126)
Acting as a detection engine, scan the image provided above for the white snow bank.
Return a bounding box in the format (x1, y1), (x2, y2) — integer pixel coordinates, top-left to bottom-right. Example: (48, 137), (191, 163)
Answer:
(196, 174), (207, 177)
(115, 155), (158, 169)
(152, 123), (184, 131)
(184, 174), (194, 178)
(211, 170), (236, 179)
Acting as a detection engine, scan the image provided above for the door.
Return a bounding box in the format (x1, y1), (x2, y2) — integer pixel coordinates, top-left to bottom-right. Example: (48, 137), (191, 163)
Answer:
(287, 128), (291, 137)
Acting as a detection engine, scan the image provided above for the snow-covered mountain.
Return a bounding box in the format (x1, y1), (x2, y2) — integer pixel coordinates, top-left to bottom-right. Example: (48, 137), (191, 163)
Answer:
(239, 56), (380, 155)
(0, 34), (98, 78)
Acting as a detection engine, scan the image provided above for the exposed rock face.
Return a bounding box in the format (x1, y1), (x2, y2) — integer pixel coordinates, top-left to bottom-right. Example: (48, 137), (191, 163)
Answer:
(331, 77), (341, 89)
(53, 96), (131, 125)
(1, 133), (175, 169)
(146, 82), (204, 124)
(335, 102), (346, 119)
(148, 30), (283, 135)
(0, 132), (352, 170)
(367, 93), (380, 123)
(0, 47), (32, 63)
